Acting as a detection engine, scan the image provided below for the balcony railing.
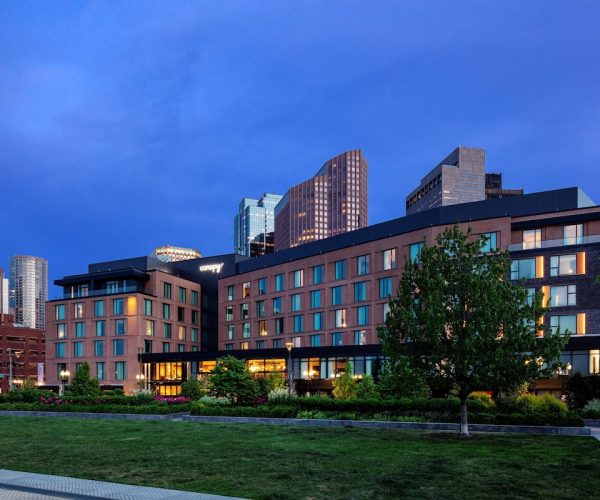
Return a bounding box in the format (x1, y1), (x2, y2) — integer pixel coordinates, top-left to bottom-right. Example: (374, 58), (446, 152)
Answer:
(57, 285), (145, 300)
(508, 235), (600, 252)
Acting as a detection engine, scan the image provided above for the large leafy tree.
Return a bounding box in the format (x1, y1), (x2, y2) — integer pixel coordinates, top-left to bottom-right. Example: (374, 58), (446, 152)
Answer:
(379, 225), (568, 436)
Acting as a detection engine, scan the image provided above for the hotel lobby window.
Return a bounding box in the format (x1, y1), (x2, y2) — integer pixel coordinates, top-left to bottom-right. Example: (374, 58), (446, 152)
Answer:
(331, 286), (343, 306)
(275, 274), (285, 292)
(313, 265), (324, 285)
(291, 293), (302, 312)
(242, 282), (251, 298)
(564, 224), (584, 245)
(258, 278), (267, 294)
(354, 330), (367, 345)
(227, 325), (235, 340)
(55, 304), (65, 320)
(57, 323), (67, 339)
(115, 319), (126, 335)
(273, 297), (282, 314)
(113, 298), (124, 315)
(523, 229), (542, 249)
(115, 361), (127, 381)
(310, 334), (321, 347)
(550, 285), (576, 307)
(480, 232), (498, 253)
(383, 249), (397, 270)
(74, 302), (83, 319)
(550, 254), (577, 276)
(357, 255), (370, 276)
(335, 309), (347, 328)
(227, 285), (235, 301)
(331, 332), (343, 346)
(410, 242), (424, 264)
(334, 260), (346, 280)
(293, 269), (304, 288)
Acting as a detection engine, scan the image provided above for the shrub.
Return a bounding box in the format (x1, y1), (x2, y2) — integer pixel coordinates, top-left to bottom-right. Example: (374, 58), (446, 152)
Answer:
(65, 363), (100, 397)
(181, 378), (208, 400)
(377, 358), (431, 399)
(208, 356), (260, 405)
(198, 396), (231, 406)
(355, 375), (378, 400)
(468, 391), (495, 409)
(565, 373), (600, 409)
(190, 404), (296, 418)
(516, 393), (567, 415)
(132, 389), (155, 403)
(297, 410), (328, 419)
(332, 363), (356, 400)
(582, 399), (600, 418)
(267, 388), (294, 403)
(5, 387), (54, 403)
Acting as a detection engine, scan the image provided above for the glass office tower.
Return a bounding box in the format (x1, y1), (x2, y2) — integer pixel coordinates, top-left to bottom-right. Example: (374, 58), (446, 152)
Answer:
(234, 193), (283, 257)
(8, 255), (48, 329)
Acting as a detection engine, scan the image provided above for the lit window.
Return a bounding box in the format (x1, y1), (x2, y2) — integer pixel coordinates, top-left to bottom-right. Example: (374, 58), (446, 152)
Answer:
(259, 320), (267, 336)
(57, 323), (67, 339)
(523, 229), (542, 249)
(383, 249), (397, 270)
(354, 330), (367, 345)
(146, 320), (155, 336)
(410, 243), (424, 264)
(74, 303), (83, 319)
(564, 224), (583, 245)
(335, 309), (347, 328)
(242, 282), (251, 298)
(550, 254), (577, 276)
(178, 326), (186, 340)
(550, 285), (576, 307)
(293, 270), (304, 288)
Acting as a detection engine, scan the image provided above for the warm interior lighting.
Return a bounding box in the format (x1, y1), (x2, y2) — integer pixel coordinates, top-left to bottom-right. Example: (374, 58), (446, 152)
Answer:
(537, 316), (544, 337)
(535, 256), (544, 278)
(127, 296), (137, 315)
(577, 252), (586, 275)
(577, 313), (586, 335)
(540, 285), (550, 307)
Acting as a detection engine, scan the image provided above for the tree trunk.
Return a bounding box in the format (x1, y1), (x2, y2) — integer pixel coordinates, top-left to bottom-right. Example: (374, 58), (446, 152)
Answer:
(460, 398), (469, 437)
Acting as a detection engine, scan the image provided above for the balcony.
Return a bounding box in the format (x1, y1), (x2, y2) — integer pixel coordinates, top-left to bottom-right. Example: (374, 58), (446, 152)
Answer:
(508, 235), (600, 252)
(58, 285), (145, 300)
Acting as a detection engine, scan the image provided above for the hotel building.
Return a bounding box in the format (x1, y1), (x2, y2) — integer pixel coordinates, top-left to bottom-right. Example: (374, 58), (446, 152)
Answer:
(274, 150), (368, 250)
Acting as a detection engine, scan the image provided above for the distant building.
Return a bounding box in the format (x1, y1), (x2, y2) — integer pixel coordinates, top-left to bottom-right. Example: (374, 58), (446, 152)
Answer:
(234, 193), (283, 257)
(8, 255), (48, 330)
(485, 173), (524, 199)
(151, 246), (202, 263)
(275, 150), (368, 250)
(406, 146), (523, 215)
(249, 232), (275, 257)
(0, 268), (8, 321)
(0, 321), (45, 393)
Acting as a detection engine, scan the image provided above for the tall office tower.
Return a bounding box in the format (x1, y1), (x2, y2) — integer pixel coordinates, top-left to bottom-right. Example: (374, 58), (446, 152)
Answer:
(8, 255), (48, 329)
(274, 150), (368, 250)
(0, 268), (9, 321)
(406, 146), (486, 215)
(485, 173), (524, 199)
(234, 193), (283, 257)
(151, 246), (202, 263)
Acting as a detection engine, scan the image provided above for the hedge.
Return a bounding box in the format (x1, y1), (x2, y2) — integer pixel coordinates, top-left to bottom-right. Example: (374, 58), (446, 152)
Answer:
(190, 404), (297, 418)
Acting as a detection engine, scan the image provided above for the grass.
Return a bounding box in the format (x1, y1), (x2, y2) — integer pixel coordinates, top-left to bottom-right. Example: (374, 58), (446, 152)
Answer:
(0, 417), (599, 499)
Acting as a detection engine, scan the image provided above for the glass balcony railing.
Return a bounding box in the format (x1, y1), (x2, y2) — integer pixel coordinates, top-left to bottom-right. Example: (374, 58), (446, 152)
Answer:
(508, 235), (600, 252)
(58, 285), (145, 300)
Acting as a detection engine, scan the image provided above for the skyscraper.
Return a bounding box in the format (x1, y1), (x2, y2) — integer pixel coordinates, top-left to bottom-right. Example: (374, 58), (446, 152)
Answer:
(274, 150), (368, 250)
(234, 193), (283, 257)
(0, 268), (9, 321)
(8, 255), (48, 329)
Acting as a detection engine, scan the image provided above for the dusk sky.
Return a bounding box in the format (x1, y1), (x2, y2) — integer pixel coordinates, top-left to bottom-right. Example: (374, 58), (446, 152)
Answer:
(1, 1), (599, 297)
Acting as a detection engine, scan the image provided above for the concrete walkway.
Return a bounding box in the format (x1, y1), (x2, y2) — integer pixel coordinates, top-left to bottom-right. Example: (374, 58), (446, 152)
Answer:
(0, 470), (244, 500)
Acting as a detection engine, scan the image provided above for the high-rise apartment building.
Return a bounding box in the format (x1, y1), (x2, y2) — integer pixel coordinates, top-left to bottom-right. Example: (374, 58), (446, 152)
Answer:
(234, 193), (283, 257)
(9, 255), (47, 329)
(274, 150), (368, 250)
(405, 146), (522, 215)
(0, 268), (9, 321)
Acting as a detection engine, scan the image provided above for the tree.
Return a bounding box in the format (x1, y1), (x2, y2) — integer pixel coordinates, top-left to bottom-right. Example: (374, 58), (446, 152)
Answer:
(332, 362), (356, 400)
(181, 377), (208, 399)
(377, 358), (431, 399)
(355, 375), (378, 399)
(379, 225), (568, 436)
(208, 356), (259, 405)
(65, 362), (100, 396)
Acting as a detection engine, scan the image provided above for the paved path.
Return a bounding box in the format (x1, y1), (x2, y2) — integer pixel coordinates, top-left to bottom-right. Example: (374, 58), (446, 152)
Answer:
(0, 470), (244, 500)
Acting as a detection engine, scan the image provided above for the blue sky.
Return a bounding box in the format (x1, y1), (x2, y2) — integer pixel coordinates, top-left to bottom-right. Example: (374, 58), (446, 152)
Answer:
(1, 1), (599, 296)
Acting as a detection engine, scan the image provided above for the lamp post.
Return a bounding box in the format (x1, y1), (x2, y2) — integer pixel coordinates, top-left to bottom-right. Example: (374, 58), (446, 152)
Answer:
(285, 342), (293, 398)
(135, 373), (146, 391)
(59, 369), (70, 396)
(8, 349), (22, 392)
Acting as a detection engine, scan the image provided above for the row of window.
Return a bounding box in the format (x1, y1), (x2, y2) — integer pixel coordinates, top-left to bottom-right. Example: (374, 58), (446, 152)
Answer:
(511, 252), (586, 280)
(57, 361), (127, 381)
(522, 224), (584, 249)
(55, 320), (199, 342)
(224, 329), (369, 351)
(55, 339), (196, 359)
(161, 283), (199, 305)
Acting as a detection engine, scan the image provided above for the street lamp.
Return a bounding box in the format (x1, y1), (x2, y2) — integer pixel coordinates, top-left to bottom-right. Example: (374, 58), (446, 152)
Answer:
(59, 369), (70, 396)
(8, 348), (23, 392)
(135, 373), (146, 391)
(285, 341), (293, 398)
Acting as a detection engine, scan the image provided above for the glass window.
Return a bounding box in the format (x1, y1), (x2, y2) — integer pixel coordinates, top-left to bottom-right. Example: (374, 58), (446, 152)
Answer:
(313, 312), (323, 331)
(331, 286), (343, 306)
(291, 336), (301, 348)
(96, 320), (105, 337)
(115, 361), (126, 380)
(227, 286), (235, 301)
(259, 320), (267, 336)
(383, 302), (390, 322)
(177, 307), (185, 322)
(357, 255), (370, 276)
(113, 298), (124, 315)
(357, 305), (370, 326)
(511, 259), (536, 280)
(291, 293), (302, 312)
(226, 306), (233, 321)
(550, 315), (577, 335)
(310, 290), (321, 309)
(225, 343), (234, 351)
(227, 325), (235, 340)
(191, 310), (199, 324)
(379, 277), (393, 299)
(526, 288), (536, 306)
(383, 249), (397, 270)
(115, 319), (126, 335)
(334, 260), (347, 280)
(273, 297), (282, 315)
(354, 330), (367, 345)
(256, 300), (266, 317)
(75, 322), (85, 338)
(550, 254), (577, 276)
(294, 315), (304, 333)
(178, 344), (185, 352)
(94, 300), (104, 317)
(313, 265), (324, 284)
(57, 323), (67, 339)
(273, 339), (282, 349)
(523, 229), (542, 249)
(243, 322), (251, 338)
(331, 332), (343, 346)
(410, 242), (424, 264)
(55, 304), (65, 320)
(242, 282), (251, 298)
(163, 323), (172, 339)
(310, 334), (321, 347)
(293, 269), (304, 288)
(354, 281), (367, 302)
(275, 274), (285, 292)
(258, 278), (267, 295)
(179, 287), (187, 302)
(191, 328), (199, 342)
(191, 290), (199, 306)
(550, 285), (576, 307)
(55, 342), (65, 358)
(163, 342), (171, 353)
(94, 340), (104, 356)
(564, 224), (584, 245)
(240, 342), (249, 350)
(256, 340), (266, 349)
(241, 303), (249, 319)
(96, 362), (105, 381)
(480, 232), (498, 253)
(275, 317), (284, 335)
(163, 282), (172, 299)
(74, 303), (83, 319)
(113, 339), (125, 356)
(146, 320), (155, 336)
(178, 326), (186, 340)
(144, 299), (152, 316)
(335, 309), (347, 328)
(162, 303), (170, 320)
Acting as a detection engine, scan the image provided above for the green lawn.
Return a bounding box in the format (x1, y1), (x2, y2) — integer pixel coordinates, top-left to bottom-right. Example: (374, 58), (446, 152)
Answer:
(0, 417), (599, 499)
